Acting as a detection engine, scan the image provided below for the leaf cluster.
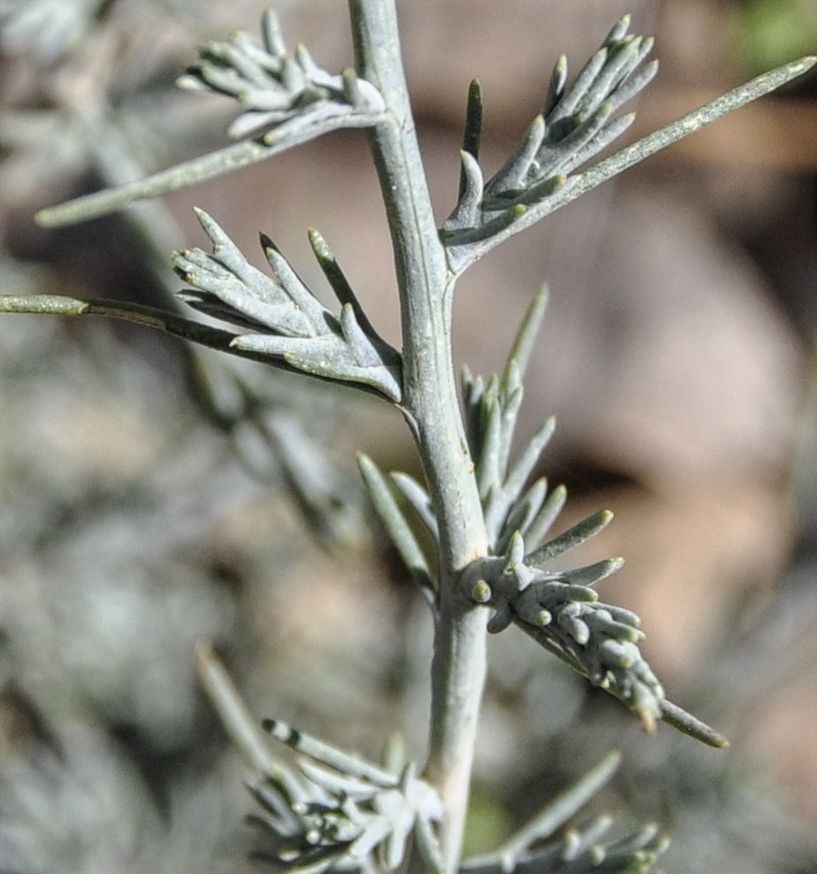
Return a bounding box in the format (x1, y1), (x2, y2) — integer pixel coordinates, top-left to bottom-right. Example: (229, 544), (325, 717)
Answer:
(458, 290), (660, 732)
(178, 7), (385, 140)
(173, 209), (402, 401)
(197, 646), (444, 874)
(442, 16), (656, 272)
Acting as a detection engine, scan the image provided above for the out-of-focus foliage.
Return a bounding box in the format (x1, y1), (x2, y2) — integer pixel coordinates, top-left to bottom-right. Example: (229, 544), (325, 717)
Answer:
(734, 0), (817, 73)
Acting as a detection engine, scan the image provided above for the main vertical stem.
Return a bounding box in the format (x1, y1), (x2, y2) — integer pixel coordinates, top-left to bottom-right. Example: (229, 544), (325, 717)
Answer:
(348, 1), (489, 869)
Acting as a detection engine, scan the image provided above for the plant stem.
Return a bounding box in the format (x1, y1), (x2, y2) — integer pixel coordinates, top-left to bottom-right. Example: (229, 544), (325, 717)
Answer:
(348, 1), (489, 868)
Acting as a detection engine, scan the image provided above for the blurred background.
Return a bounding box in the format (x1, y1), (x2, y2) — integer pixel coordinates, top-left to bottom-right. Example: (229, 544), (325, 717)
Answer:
(1, 1), (817, 872)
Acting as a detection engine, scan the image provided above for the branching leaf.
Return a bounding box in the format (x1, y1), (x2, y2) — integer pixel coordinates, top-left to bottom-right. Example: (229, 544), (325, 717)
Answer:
(358, 455), (437, 605)
(442, 17), (656, 268)
(2, 210), (403, 404)
(35, 7), (386, 228)
(197, 648), (444, 874)
(463, 526), (726, 744)
(178, 7), (385, 140)
(461, 751), (669, 874)
(177, 209), (403, 401)
(442, 14), (816, 274)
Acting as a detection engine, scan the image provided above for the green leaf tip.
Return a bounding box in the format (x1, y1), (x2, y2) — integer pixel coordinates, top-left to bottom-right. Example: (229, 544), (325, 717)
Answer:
(471, 580), (492, 604)
(503, 283), (549, 383)
(462, 79), (484, 154)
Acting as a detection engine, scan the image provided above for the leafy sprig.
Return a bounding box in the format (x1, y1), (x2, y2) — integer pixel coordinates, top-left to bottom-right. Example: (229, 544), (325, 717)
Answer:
(349, 281), (725, 745)
(0, 209), (402, 402)
(197, 645), (444, 874)
(357, 454), (438, 607)
(441, 20), (815, 274)
(174, 208), (402, 401)
(442, 17), (655, 268)
(35, 7), (386, 227)
(197, 647), (668, 874)
(456, 286), (725, 744)
(462, 753), (668, 874)
(177, 6), (385, 141)
(462, 530), (664, 732)
(31, 12), (813, 233)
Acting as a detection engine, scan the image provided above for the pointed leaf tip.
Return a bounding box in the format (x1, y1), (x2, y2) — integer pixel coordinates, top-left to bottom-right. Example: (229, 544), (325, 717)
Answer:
(659, 699), (730, 748)
(508, 530), (526, 565)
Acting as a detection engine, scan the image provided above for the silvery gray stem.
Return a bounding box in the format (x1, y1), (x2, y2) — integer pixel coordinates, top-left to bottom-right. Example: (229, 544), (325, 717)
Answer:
(348, 1), (489, 869)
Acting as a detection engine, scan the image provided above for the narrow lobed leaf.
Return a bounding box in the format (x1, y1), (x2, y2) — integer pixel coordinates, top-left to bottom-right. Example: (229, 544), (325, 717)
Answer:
(263, 718), (396, 787)
(298, 761), (374, 797)
(497, 477), (549, 555)
(487, 115), (546, 195)
(262, 7), (286, 56)
(357, 455), (437, 603)
(261, 238), (327, 329)
(509, 173), (570, 208)
(390, 472), (438, 539)
(476, 399), (504, 500)
(502, 415), (557, 505)
(459, 78), (484, 197)
(527, 508), (614, 566)
(608, 57), (659, 111)
(563, 112), (635, 175)
(307, 228), (377, 337)
(550, 47), (609, 122)
(559, 556), (625, 588)
(524, 483), (567, 550)
(543, 54), (568, 116)
(533, 100), (615, 180)
(502, 284), (549, 385)
(306, 229), (401, 376)
(444, 202), (528, 248)
(495, 380), (524, 482)
(496, 752), (622, 866)
(577, 36), (644, 117)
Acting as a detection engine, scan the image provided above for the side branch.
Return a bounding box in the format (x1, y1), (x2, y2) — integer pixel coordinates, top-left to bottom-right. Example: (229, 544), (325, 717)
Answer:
(0, 294), (240, 350)
(36, 7), (387, 228)
(0, 291), (399, 402)
(445, 54), (816, 273)
(36, 112), (383, 228)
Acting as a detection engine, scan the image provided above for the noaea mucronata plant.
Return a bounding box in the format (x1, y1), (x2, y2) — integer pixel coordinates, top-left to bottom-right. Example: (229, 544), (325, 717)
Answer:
(1, 2), (814, 873)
